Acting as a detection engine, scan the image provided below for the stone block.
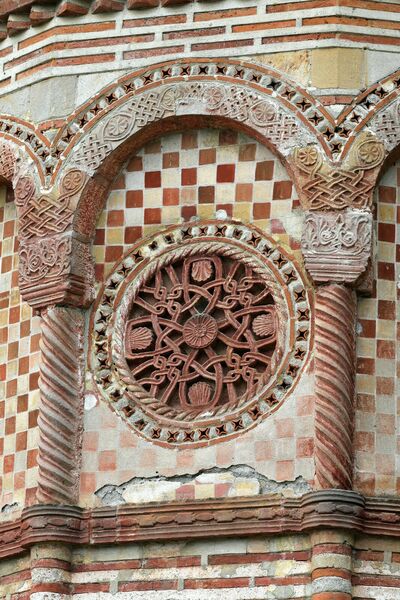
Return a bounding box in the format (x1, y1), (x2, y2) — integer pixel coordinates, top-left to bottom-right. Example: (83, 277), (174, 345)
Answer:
(311, 48), (365, 89)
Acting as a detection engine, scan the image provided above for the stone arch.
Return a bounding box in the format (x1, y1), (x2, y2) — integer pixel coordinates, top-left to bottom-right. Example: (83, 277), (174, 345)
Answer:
(50, 59), (330, 237)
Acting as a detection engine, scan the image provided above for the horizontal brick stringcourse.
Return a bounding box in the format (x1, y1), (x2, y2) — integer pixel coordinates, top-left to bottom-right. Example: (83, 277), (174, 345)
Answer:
(0, 490), (400, 560)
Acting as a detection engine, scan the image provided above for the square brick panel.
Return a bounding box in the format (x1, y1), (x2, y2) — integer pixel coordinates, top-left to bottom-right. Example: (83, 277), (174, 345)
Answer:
(93, 128), (301, 283)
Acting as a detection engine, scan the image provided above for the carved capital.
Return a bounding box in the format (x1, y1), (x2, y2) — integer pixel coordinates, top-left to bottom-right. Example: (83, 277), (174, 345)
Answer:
(301, 209), (372, 285)
(293, 134), (385, 210)
(18, 231), (95, 309)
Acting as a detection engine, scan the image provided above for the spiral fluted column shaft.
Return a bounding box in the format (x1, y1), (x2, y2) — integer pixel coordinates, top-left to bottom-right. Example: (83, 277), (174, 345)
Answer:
(37, 307), (84, 504)
(314, 285), (356, 490)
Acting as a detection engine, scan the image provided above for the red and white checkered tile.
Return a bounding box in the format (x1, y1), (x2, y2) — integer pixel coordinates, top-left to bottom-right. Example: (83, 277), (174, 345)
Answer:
(0, 185), (40, 514)
(355, 161), (400, 496)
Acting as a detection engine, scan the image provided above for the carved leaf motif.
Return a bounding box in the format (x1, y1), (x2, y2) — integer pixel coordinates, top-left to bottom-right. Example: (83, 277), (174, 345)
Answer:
(128, 326), (153, 351)
(188, 382), (213, 407)
(252, 312), (275, 338)
(191, 259), (213, 282)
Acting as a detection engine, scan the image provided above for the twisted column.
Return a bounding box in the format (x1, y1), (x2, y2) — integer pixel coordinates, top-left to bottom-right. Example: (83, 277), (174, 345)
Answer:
(314, 285), (356, 490)
(37, 307), (84, 504)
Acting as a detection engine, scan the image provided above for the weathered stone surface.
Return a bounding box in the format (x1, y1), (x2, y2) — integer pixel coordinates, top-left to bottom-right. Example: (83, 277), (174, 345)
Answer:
(301, 209), (372, 284)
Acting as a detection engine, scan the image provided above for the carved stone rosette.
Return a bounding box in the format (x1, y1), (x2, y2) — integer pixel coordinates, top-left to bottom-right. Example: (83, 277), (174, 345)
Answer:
(90, 221), (312, 447)
(301, 209), (372, 285)
(314, 285), (356, 490)
(37, 307), (84, 504)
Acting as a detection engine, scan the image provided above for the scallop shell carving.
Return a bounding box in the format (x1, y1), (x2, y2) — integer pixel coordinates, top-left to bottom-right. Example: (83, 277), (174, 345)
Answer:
(128, 326), (153, 351)
(191, 259), (213, 282)
(188, 382), (213, 406)
(252, 312), (275, 337)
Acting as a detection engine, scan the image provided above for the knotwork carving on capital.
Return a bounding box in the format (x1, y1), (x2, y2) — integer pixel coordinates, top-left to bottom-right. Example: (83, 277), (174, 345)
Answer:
(293, 133), (385, 210)
(17, 168), (86, 241)
(302, 209), (372, 285)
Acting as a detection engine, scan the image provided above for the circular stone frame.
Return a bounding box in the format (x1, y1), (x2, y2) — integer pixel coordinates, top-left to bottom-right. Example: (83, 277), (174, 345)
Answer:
(90, 221), (312, 447)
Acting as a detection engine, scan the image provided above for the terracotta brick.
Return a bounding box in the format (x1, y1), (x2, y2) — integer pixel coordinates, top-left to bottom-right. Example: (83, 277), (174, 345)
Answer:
(217, 164), (235, 182)
(379, 185), (396, 203)
(14, 431), (26, 453)
(127, 156), (143, 171)
(163, 152), (179, 168)
(124, 227), (142, 244)
(199, 148), (216, 165)
(107, 210), (124, 226)
(273, 180), (292, 199)
(99, 450), (117, 471)
(144, 208), (161, 224)
(253, 203), (270, 219)
(235, 183), (252, 202)
(198, 186), (215, 203)
(145, 171), (161, 188)
(181, 168), (197, 186)
(126, 190), (143, 208)
(255, 160), (274, 180)
(163, 188), (179, 206)
(219, 130), (238, 145)
(181, 131), (198, 149)
(239, 143), (257, 162)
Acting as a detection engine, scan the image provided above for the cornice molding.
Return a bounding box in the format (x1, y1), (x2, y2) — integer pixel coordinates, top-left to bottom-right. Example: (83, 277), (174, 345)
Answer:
(1, 491), (400, 559)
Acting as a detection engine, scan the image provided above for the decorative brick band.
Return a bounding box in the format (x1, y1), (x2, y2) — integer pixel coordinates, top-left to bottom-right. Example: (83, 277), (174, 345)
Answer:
(314, 285), (356, 490)
(37, 306), (84, 504)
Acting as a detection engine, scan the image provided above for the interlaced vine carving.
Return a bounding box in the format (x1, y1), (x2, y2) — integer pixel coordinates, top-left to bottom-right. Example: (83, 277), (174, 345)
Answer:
(91, 222), (311, 446)
(293, 135), (385, 210)
(71, 82), (313, 173)
(120, 251), (279, 417)
(18, 169), (85, 240)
